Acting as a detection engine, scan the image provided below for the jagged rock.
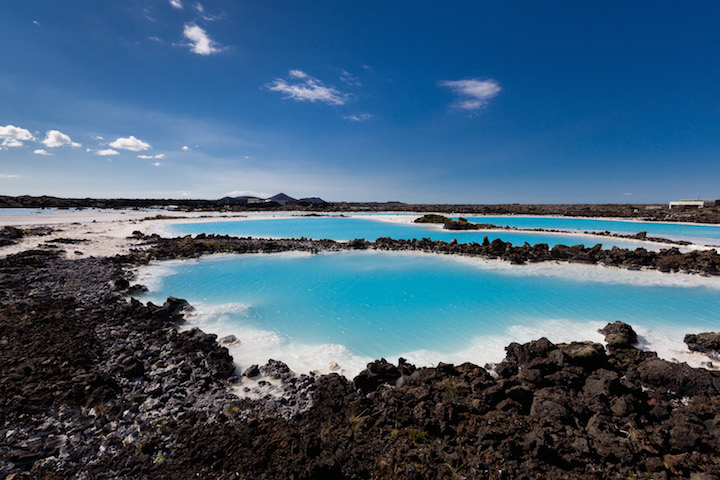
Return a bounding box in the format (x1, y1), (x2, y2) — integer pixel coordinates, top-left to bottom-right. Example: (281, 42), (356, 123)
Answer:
(126, 284), (149, 295)
(218, 335), (239, 345)
(505, 337), (557, 365)
(242, 364), (260, 378)
(353, 358), (401, 393)
(259, 359), (293, 380)
(122, 358), (145, 378)
(162, 296), (193, 316)
(685, 332), (720, 360)
(562, 342), (607, 369)
(599, 321), (638, 349)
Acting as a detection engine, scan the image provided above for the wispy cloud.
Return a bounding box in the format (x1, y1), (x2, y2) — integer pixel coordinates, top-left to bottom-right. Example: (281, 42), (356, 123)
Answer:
(109, 135), (151, 152)
(339, 69), (361, 87)
(153, 162), (162, 167)
(42, 130), (81, 148)
(439, 78), (501, 111)
(169, 0), (183, 9)
(33, 149), (53, 156)
(96, 149), (119, 156)
(0, 125), (35, 148)
(0, 174), (20, 179)
(267, 70), (348, 106)
(227, 190), (268, 198)
(183, 24), (220, 55)
(138, 153), (165, 159)
(344, 113), (373, 122)
(194, 3), (224, 21)
(181, 145), (191, 151)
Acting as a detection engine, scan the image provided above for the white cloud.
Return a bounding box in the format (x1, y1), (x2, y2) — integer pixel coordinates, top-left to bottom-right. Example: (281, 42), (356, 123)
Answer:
(96, 149), (119, 156)
(1, 139), (24, 148)
(109, 135), (151, 152)
(138, 153), (165, 159)
(0, 174), (20, 178)
(183, 24), (220, 55)
(33, 149), (53, 156)
(182, 145), (190, 151)
(42, 130), (81, 148)
(266, 70), (348, 106)
(439, 78), (501, 111)
(227, 190), (267, 198)
(289, 69), (308, 79)
(0, 125), (35, 148)
(170, 0), (183, 9)
(92, 135), (104, 140)
(153, 162), (162, 167)
(344, 113), (373, 122)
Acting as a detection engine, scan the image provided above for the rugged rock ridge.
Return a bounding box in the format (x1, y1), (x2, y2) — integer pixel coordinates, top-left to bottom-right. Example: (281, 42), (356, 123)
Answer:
(123, 233), (720, 276)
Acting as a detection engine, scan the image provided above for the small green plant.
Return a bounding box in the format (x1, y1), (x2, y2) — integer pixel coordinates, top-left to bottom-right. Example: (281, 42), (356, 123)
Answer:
(348, 410), (368, 434)
(444, 378), (456, 397)
(407, 428), (427, 446)
(225, 404), (242, 416)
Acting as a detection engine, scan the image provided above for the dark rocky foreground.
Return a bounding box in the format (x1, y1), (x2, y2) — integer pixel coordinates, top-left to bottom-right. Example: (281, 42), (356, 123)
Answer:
(2, 247), (720, 479)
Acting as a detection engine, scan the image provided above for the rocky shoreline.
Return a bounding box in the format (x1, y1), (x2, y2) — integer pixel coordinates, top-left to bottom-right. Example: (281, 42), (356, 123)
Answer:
(125, 233), (720, 276)
(3, 196), (720, 224)
(2, 240), (720, 478)
(414, 213), (696, 246)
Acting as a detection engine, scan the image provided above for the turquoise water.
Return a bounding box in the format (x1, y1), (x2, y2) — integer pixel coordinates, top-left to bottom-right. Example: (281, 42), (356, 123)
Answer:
(159, 217), (664, 250)
(139, 251), (720, 376)
(464, 216), (720, 245)
(0, 208), (55, 215)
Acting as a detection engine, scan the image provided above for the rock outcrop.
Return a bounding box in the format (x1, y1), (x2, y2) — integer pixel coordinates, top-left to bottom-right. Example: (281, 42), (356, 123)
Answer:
(685, 332), (720, 360)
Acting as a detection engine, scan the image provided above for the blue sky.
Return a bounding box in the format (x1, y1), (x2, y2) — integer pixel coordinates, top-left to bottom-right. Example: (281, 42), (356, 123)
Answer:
(1, 1), (719, 203)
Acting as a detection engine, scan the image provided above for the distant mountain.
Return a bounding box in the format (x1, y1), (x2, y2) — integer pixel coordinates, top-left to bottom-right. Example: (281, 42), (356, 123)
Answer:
(216, 193), (325, 207)
(269, 193), (297, 204)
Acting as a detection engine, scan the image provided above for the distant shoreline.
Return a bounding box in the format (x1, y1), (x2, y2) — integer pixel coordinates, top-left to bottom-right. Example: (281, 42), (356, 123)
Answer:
(2, 194), (720, 224)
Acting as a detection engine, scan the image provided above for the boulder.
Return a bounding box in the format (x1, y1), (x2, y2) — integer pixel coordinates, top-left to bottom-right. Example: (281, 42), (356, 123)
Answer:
(599, 321), (638, 349)
(353, 358), (401, 393)
(122, 358), (145, 378)
(684, 332), (720, 360)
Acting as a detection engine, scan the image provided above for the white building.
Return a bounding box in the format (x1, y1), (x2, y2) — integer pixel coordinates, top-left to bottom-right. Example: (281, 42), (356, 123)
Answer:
(668, 199), (718, 209)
